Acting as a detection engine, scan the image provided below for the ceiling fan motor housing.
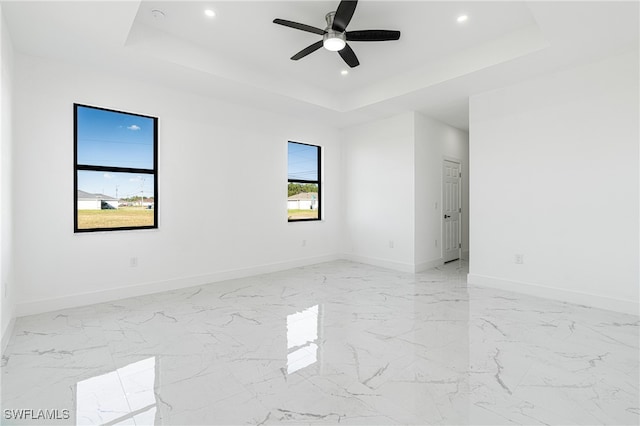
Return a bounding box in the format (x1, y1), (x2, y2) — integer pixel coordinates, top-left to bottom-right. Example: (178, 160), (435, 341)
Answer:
(323, 30), (346, 51)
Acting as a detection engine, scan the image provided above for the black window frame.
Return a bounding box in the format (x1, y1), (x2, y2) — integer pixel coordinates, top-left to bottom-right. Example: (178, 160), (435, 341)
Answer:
(74, 103), (158, 233)
(287, 141), (321, 222)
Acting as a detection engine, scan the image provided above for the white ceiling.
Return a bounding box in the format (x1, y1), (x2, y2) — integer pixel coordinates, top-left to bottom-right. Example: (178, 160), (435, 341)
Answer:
(3, 1), (638, 130)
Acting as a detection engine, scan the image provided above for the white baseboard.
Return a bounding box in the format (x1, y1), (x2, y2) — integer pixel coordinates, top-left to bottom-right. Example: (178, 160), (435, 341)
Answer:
(15, 253), (436, 318)
(341, 253), (416, 273)
(15, 254), (340, 317)
(341, 253), (442, 273)
(1, 317), (15, 354)
(415, 258), (444, 272)
(467, 273), (639, 316)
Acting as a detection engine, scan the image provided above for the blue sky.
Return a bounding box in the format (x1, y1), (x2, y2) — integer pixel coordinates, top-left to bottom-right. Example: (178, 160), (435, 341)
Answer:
(77, 106), (155, 198)
(288, 142), (318, 181)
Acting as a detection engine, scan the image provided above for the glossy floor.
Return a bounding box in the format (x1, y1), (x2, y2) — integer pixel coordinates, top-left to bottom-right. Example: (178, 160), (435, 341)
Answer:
(1, 260), (638, 425)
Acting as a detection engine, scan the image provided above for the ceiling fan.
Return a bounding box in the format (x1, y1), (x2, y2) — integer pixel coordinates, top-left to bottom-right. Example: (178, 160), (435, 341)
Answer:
(273, 0), (401, 68)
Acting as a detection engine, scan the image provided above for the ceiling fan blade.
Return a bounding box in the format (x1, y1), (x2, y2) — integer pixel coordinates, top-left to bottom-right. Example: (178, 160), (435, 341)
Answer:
(338, 43), (360, 68)
(332, 0), (358, 32)
(273, 18), (326, 35)
(346, 30), (401, 41)
(291, 40), (324, 60)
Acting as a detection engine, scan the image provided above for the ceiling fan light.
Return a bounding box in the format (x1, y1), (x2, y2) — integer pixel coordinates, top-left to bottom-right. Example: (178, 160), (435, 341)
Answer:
(324, 36), (346, 51)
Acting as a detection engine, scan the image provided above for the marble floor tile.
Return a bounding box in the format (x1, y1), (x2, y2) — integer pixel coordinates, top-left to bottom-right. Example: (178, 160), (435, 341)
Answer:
(1, 260), (638, 425)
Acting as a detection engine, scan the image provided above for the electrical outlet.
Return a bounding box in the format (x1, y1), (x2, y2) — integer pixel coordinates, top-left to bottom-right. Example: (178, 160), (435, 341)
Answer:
(389, 240), (394, 249)
(515, 254), (524, 264)
(130, 257), (138, 267)
(302, 239), (306, 247)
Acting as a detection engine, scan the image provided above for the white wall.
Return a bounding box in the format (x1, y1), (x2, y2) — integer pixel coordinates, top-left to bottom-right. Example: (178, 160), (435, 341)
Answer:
(287, 200), (315, 210)
(468, 50), (639, 315)
(1, 5), (15, 351)
(414, 113), (469, 269)
(77, 200), (100, 210)
(12, 53), (342, 316)
(104, 200), (118, 209)
(341, 111), (469, 272)
(342, 112), (416, 271)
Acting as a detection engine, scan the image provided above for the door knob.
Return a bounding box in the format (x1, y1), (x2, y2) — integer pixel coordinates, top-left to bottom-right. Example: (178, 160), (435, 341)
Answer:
(444, 215), (450, 219)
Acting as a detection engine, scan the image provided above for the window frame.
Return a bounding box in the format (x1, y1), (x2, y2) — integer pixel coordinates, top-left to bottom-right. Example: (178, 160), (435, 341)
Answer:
(287, 141), (321, 222)
(74, 103), (158, 233)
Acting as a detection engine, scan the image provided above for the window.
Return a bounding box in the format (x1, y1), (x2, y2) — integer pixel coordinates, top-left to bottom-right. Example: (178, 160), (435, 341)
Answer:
(287, 141), (321, 221)
(74, 104), (158, 232)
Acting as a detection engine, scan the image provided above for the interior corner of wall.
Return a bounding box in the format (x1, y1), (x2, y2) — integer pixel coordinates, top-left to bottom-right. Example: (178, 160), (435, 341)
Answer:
(414, 257), (444, 273)
(1, 316), (16, 354)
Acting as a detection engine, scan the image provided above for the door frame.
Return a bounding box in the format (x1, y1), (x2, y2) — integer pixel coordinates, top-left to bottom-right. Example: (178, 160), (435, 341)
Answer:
(442, 156), (462, 262)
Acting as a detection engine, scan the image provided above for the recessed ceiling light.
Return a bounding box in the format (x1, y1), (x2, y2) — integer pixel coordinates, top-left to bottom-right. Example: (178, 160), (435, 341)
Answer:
(341, 70), (349, 76)
(204, 9), (216, 18)
(457, 15), (468, 23)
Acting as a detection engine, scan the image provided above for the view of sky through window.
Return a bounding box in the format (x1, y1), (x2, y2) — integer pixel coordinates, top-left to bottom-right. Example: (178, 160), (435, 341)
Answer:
(288, 142), (318, 181)
(287, 141), (320, 221)
(76, 105), (155, 198)
(75, 104), (157, 231)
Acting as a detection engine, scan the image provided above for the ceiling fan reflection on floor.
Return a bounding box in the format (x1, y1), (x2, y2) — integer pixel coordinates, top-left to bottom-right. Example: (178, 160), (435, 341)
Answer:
(273, 0), (401, 68)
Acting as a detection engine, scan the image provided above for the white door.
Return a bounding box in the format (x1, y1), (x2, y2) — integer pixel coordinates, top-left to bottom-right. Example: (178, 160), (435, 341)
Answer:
(443, 160), (461, 262)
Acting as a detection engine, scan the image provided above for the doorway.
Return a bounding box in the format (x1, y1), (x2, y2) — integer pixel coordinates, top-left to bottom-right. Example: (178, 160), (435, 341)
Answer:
(443, 159), (461, 263)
